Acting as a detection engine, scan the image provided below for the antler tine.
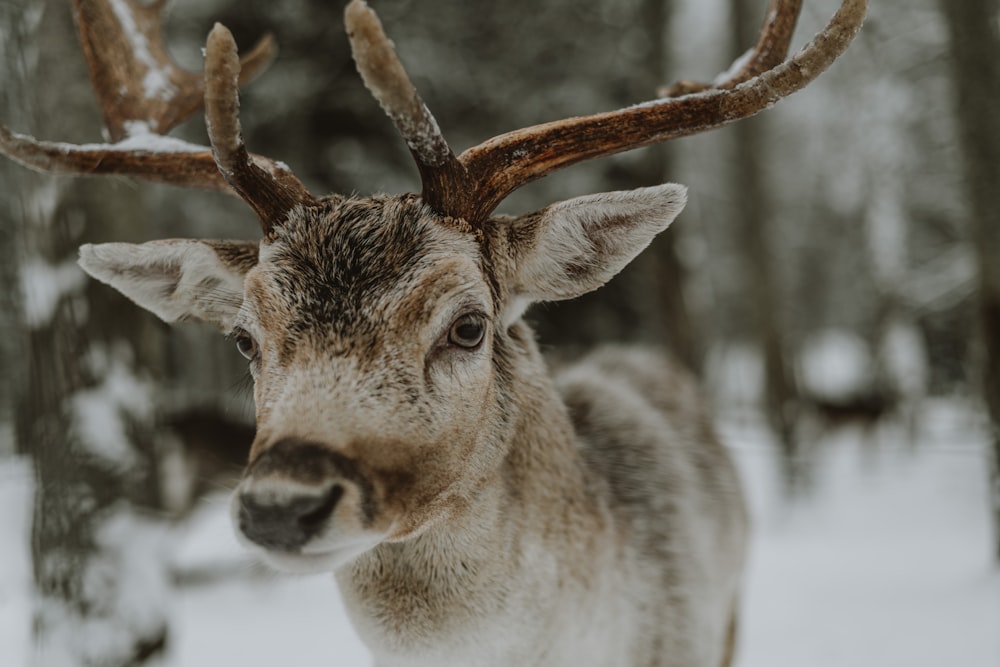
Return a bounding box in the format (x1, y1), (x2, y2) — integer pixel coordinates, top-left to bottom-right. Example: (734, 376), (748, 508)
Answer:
(0, 125), (309, 195)
(345, 0), (462, 210)
(350, 0), (865, 224)
(0, 0), (303, 203)
(452, 0), (867, 223)
(71, 0), (276, 140)
(0, 125), (229, 190)
(345, 0), (455, 168)
(720, 0), (803, 87)
(662, 0), (803, 97)
(204, 24), (318, 232)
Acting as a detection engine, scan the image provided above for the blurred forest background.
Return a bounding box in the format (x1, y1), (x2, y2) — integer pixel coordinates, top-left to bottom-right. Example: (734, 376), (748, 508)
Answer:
(0, 0), (998, 664)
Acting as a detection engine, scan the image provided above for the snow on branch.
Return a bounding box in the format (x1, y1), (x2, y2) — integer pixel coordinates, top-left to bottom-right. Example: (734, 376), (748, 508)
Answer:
(19, 256), (88, 328)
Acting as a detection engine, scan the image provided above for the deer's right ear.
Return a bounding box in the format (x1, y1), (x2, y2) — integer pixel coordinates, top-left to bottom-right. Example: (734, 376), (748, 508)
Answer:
(495, 184), (687, 322)
(78, 239), (258, 332)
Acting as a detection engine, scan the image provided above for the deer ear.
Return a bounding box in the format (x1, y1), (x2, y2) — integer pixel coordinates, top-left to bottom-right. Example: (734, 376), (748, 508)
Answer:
(78, 239), (259, 332)
(501, 184), (686, 311)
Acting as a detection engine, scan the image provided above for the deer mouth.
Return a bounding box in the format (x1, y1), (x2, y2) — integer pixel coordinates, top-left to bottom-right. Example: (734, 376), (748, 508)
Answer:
(248, 534), (386, 574)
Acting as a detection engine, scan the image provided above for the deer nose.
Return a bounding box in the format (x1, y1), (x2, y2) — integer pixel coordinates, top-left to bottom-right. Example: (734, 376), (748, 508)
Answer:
(237, 483), (344, 552)
(236, 438), (353, 552)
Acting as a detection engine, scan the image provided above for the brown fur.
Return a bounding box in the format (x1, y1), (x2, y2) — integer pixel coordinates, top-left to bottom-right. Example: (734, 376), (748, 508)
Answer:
(79, 187), (746, 666)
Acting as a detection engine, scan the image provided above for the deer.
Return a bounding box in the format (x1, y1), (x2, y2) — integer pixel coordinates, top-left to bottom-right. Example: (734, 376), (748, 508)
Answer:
(1, 0), (867, 665)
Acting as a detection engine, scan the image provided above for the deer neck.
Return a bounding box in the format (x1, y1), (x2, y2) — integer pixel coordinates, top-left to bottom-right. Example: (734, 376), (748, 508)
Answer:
(336, 320), (609, 655)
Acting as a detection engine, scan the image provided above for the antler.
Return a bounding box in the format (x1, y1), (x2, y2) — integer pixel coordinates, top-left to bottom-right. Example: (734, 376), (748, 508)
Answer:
(71, 0), (274, 141)
(347, 0), (868, 224)
(660, 0), (804, 96)
(203, 24), (318, 231)
(2, 0), (866, 235)
(0, 0), (313, 225)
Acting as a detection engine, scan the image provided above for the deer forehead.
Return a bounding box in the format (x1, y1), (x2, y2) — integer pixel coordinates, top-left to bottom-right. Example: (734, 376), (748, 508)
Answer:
(242, 197), (493, 357)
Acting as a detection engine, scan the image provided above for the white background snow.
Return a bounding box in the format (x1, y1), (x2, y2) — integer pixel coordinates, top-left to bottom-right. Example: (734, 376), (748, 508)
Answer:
(2, 404), (997, 666)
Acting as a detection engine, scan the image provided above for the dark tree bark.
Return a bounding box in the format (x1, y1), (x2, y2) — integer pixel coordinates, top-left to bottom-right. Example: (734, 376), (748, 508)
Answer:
(939, 0), (1000, 562)
(636, 0), (702, 374)
(524, 0), (701, 372)
(598, 0), (700, 371)
(10, 1), (173, 662)
(728, 0), (800, 483)
(0, 0), (31, 456)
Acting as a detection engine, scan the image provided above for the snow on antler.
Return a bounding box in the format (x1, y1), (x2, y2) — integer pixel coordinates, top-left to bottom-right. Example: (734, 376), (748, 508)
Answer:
(0, 0), (287, 198)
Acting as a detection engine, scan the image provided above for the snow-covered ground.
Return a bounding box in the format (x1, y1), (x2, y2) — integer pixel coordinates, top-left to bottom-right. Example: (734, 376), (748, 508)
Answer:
(725, 405), (1000, 667)
(1, 403), (998, 666)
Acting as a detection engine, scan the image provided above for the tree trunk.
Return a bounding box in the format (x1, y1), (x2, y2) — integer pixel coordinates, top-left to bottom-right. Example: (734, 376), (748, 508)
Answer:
(861, 75), (926, 438)
(728, 0), (799, 484)
(0, 0), (32, 457)
(641, 0), (702, 374)
(938, 0), (1000, 562)
(501, 0), (700, 368)
(605, 0), (701, 373)
(10, 1), (173, 662)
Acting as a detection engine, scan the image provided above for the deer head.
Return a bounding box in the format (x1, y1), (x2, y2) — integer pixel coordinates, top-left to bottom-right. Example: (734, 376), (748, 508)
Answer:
(2, 0), (867, 573)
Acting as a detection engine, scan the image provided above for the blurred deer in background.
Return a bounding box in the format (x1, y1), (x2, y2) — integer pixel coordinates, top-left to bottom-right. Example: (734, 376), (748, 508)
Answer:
(1, 0), (866, 664)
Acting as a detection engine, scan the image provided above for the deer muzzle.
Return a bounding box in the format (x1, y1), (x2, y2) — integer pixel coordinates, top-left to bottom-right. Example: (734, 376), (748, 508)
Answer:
(235, 438), (376, 553)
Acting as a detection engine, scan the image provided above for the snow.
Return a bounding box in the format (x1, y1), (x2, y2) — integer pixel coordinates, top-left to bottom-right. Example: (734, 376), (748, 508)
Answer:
(173, 573), (363, 666)
(726, 410), (999, 667)
(69, 345), (154, 469)
(34, 510), (171, 667)
(4, 126), (211, 156)
(0, 458), (31, 667)
(879, 320), (929, 397)
(799, 328), (874, 402)
(1, 405), (997, 666)
(25, 178), (64, 229)
(107, 0), (176, 103)
(80, 131), (209, 155)
(18, 255), (88, 328)
(400, 104), (450, 167)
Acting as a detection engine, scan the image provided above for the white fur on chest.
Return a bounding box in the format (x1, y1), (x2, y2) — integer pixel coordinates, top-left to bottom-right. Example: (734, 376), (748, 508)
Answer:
(347, 538), (644, 667)
(365, 575), (642, 667)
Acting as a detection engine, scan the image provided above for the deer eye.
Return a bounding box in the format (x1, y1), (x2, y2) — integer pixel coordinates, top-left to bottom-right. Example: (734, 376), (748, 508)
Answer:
(448, 314), (486, 349)
(234, 330), (259, 361)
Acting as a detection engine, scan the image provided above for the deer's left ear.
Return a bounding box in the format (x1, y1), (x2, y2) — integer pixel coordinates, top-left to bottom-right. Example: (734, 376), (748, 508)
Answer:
(495, 183), (686, 317)
(78, 239), (259, 332)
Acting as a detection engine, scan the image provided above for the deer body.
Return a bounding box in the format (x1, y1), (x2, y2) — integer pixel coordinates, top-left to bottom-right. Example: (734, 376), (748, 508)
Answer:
(340, 344), (746, 667)
(1, 0), (866, 664)
(81, 191), (744, 665)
